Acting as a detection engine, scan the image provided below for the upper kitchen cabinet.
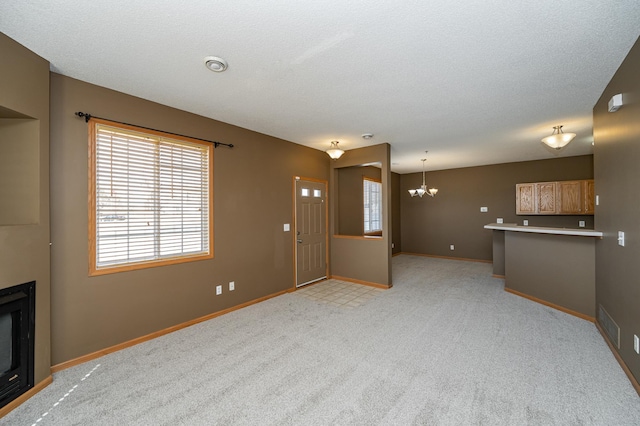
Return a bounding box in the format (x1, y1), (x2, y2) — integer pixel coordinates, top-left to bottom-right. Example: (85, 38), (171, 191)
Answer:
(515, 183), (536, 214)
(537, 182), (558, 214)
(516, 179), (594, 215)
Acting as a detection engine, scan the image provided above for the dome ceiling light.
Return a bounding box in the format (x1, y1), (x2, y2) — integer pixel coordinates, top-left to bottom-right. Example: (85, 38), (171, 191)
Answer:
(326, 141), (345, 160)
(541, 125), (575, 150)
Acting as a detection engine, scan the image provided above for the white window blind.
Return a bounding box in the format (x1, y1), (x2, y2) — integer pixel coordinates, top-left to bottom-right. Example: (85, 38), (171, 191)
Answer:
(363, 178), (382, 234)
(91, 122), (212, 273)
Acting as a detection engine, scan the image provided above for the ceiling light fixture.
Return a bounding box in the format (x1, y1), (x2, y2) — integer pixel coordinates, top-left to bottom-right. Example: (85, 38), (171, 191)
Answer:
(326, 141), (345, 160)
(204, 56), (228, 72)
(408, 153), (438, 198)
(541, 125), (575, 150)
(361, 133), (374, 139)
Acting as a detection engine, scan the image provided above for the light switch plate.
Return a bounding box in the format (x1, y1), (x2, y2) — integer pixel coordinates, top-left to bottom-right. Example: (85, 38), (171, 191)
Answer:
(497, 218), (504, 224)
(480, 207), (488, 212)
(618, 231), (625, 247)
(283, 223), (290, 232)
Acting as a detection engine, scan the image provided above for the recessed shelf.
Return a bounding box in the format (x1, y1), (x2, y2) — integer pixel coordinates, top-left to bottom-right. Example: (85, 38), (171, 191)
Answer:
(0, 105), (40, 226)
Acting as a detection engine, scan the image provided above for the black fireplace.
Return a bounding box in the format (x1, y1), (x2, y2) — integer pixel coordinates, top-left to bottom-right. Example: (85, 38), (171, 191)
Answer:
(0, 281), (35, 409)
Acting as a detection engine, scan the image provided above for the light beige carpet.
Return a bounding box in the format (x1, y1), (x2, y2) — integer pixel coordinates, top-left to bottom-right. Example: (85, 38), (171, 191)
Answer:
(4, 255), (640, 425)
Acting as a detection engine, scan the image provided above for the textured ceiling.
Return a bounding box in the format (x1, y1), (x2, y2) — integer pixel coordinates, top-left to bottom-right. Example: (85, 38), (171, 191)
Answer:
(2, 1), (639, 173)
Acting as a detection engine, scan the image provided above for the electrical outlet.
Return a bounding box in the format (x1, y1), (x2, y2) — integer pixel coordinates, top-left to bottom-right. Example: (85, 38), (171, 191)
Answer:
(497, 218), (504, 224)
(450, 244), (455, 250)
(229, 281), (235, 291)
(523, 220), (528, 226)
(579, 221), (585, 228)
(216, 285), (222, 295)
(618, 231), (625, 247)
(634, 335), (639, 354)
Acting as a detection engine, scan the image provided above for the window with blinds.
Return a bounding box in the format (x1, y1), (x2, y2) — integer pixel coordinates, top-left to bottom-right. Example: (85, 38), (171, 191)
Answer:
(363, 177), (382, 234)
(89, 119), (213, 275)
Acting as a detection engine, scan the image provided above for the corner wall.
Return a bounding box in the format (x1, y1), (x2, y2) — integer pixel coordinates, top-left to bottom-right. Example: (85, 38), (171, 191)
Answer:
(329, 144), (392, 286)
(0, 32), (51, 387)
(593, 36), (640, 385)
(49, 74), (329, 365)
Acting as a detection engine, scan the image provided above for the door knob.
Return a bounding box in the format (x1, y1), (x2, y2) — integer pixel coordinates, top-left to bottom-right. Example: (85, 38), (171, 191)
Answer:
(297, 239), (303, 243)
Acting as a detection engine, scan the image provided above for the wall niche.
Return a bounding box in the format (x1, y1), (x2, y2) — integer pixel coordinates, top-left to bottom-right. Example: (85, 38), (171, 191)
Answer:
(0, 105), (40, 225)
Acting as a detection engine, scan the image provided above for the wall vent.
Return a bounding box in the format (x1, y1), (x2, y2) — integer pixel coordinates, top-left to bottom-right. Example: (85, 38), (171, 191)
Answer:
(598, 304), (620, 348)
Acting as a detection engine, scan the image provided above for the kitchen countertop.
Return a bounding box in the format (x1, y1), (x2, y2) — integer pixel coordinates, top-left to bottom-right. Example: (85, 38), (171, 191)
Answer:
(484, 223), (603, 238)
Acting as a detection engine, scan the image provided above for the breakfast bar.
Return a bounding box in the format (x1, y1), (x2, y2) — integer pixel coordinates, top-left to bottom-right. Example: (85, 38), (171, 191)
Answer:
(485, 223), (603, 320)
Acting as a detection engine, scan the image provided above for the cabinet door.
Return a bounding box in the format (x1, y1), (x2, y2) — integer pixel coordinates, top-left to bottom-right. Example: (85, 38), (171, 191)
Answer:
(536, 182), (557, 214)
(583, 180), (595, 214)
(558, 180), (583, 214)
(516, 183), (536, 215)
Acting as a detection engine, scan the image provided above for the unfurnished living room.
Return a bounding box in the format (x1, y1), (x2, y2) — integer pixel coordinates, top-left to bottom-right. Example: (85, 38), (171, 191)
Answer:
(1, 2), (640, 425)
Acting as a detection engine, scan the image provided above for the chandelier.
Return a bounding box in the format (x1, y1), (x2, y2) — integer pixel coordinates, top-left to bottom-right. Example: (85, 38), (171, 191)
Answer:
(408, 156), (438, 198)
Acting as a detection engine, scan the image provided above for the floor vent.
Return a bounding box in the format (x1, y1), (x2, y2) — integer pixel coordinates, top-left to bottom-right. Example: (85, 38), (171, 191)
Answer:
(598, 304), (620, 348)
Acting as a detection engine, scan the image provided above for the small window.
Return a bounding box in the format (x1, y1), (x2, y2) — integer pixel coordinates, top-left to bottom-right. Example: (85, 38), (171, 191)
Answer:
(363, 178), (382, 235)
(301, 188), (310, 197)
(313, 189), (322, 198)
(89, 119), (213, 275)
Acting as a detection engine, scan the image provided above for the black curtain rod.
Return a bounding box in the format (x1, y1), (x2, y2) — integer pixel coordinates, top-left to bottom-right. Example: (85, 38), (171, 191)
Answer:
(75, 112), (234, 148)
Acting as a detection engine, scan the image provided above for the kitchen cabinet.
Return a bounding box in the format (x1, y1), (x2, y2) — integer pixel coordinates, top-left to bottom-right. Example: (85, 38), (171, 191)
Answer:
(537, 182), (558, 214)
(584, 180), (595, 214)
(516, 179), (594, 215)
(515, 183), (535, 214)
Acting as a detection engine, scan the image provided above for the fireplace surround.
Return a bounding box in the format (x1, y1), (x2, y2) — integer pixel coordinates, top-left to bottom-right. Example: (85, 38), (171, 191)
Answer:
(0, 281), (35, 410)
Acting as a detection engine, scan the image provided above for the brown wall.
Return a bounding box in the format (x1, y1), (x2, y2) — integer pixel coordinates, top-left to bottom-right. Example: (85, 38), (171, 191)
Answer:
(593, 36), (640, 382)
(400, 155), (594, 261)
(505, 232), (595, 317)
(330, 144), (392, 286)
(0, 33), (51, 385)
(49, 74), (329, 365)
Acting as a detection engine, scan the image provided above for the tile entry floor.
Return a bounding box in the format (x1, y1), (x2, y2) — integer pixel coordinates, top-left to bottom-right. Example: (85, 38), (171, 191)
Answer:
(294, 279), (385, 308)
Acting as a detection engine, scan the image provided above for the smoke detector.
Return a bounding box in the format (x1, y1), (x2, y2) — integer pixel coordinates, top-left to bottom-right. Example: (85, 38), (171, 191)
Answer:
(204, 56), (228, 72)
